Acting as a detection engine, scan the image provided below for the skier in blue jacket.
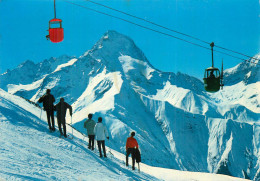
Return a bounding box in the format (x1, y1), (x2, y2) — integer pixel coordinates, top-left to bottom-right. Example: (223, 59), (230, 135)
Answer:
(84, 114), (96, 150)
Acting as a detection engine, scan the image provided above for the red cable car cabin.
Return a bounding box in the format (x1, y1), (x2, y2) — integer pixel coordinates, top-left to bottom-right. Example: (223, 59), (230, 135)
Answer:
(47, 18), (64, 43)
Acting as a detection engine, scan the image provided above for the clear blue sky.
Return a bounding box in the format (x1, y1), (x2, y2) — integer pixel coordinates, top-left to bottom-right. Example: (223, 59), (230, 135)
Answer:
(0, 0), (259, 79)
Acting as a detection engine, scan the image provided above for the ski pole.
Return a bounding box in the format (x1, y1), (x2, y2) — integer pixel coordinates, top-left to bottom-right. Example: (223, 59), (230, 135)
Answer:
(107, 139), (114, 158)
(138, 163), (140, 173)
(40, 107), (43, 121)
(71, 115), (73, 138)
(67, 123), (87, 138)
(107, 139), (111, 158)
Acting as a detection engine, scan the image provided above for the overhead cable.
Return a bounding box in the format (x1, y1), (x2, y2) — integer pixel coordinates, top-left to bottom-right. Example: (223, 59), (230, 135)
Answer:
(84, 0), (260, 63)
(64, 0), (259, 65)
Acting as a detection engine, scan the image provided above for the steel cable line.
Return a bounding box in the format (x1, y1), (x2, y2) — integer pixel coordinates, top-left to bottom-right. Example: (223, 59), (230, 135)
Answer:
(84, 0), (210, 45)
(64, 0), (259, 65)
(83, 0), (260, 63)
(214, 45), (260, 62)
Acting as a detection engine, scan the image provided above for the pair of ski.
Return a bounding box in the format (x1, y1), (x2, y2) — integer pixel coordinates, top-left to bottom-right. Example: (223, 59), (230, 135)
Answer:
(99, 156), (109, 161)
(49, 129), (56, 133)
(60, 117), (74, 139)
(91, 147), (109, 160)
(124, 162), (140, 173)
(48, 128), (73, 139)
(39, 108), (74, 139)
(59, 134), (73, 139)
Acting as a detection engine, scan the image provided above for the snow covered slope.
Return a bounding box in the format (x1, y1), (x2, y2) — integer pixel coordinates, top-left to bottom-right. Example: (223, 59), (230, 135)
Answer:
(0, 30), (259, 180)
(0, 89), (248, 181)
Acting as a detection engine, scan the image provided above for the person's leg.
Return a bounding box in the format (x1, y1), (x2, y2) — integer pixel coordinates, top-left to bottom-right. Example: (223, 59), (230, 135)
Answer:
(58, 120), (62, 135)
(101, 141), (106, 157)
(97, 141), (102, 157)
(90, 135), (95, 150)
(126, 149), (131, 166)
(132, 149), (136, 170)
(88, 136), (91, 149)
(92, 136), (95, 150)
(50, 110), (55, 131)
(63, 122), (67, 137)
(46, 110), (52, 130)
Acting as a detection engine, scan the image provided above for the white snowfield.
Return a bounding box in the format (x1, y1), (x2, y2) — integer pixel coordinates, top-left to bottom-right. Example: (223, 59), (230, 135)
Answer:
(53, 58), (78, 73)
(0, 89), (247, 181)
(7, 76), (49, 97)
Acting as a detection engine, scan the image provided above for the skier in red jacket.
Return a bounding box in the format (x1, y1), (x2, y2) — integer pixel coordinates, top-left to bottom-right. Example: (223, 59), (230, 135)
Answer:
(126, 131), (139, 170)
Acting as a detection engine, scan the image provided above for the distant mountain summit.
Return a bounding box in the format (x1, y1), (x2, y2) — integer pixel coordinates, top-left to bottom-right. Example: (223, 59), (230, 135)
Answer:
(89, 30), (149, 63)
(224, 53), (260, 86)
(0, 30), (259, 180)
(0, 55), (74, 90)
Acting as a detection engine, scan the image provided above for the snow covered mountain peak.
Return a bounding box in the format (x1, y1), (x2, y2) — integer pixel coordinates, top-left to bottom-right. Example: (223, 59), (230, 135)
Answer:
(17, 59), (35, 68)
(82, 30), (151, 72)
(252, 53), (260, 64)
(224, 55), (260, 86)
(96, 30), (147, 59)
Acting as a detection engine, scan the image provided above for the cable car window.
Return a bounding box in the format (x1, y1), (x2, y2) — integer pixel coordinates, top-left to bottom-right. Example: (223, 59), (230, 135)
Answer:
(209, 71), (215, 78)
(50, 21), (62, 29)
(215, 70), (220, 77)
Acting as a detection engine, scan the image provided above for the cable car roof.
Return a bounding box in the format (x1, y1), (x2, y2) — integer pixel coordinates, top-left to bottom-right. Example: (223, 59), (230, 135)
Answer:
(205, 67), (219, 71)
(49, 18), (62, 22)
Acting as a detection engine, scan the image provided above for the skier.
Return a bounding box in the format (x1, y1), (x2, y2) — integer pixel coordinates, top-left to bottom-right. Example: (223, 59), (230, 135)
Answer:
(126, 131), (139, 170)
(54, 98), (72, 138)
(84, 114), (96, 150)
(38, 89), (56, 132)
(94, 117), (109, 158)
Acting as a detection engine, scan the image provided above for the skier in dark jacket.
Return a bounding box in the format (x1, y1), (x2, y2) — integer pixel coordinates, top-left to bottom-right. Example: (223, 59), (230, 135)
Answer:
(38, 89), (56, 132)
(84, 114), (96, 150)
(126, 131), (139, 170)
(54, 98), (72, 138)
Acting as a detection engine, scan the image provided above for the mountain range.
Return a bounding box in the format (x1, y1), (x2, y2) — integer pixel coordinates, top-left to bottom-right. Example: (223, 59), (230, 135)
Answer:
(0, 30), (259, 180)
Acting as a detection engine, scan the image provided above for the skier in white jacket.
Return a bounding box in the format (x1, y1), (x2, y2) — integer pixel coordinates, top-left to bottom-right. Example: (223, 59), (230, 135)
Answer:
(94, 117), (109, 158)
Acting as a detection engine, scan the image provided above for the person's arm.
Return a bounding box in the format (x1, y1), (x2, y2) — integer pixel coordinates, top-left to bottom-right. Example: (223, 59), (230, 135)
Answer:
(136, 139), (139, 149)
(126, 138), (129, 151)
(70, 106), (72, 116)
(105, 125), (109, 139)
(38, 95), (44, 103)
(94, 124), (97, 135)
(66, 103), (73, 116)
(54, 103), (59, 111)
(52, 95), (55, 103)
(84, 120), (87, 128)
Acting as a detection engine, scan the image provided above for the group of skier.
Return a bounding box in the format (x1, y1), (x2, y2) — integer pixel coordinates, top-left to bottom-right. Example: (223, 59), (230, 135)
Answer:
(83, 113), (140, 170)
(84, 114), (109, 158)
(38, 89), (141, 170)
(38, 89), (72, 138)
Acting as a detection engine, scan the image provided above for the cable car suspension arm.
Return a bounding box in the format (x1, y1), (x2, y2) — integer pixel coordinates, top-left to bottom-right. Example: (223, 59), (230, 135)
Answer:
(54, 0), (56, 19)
(210, 42), (214, 67)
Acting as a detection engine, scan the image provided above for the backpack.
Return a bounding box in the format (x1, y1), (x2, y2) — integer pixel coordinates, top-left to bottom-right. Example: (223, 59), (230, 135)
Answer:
(135, 148), (141, 163)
